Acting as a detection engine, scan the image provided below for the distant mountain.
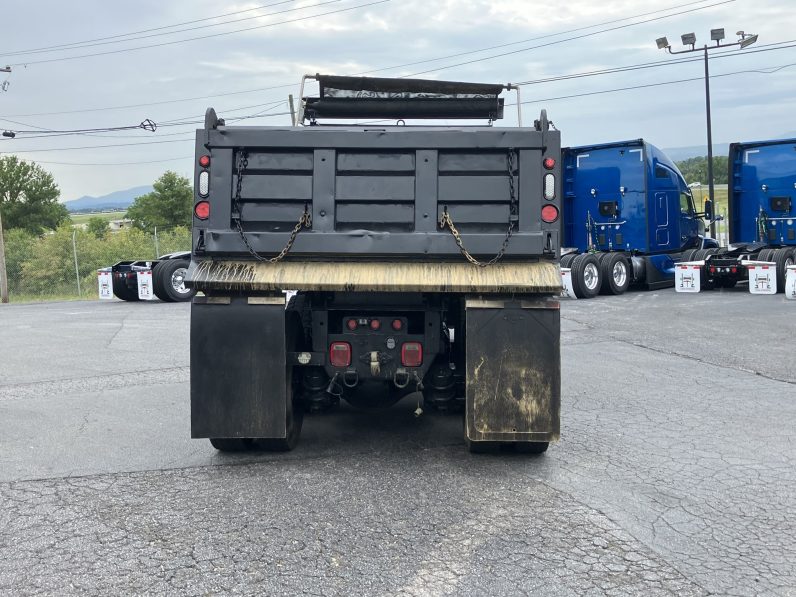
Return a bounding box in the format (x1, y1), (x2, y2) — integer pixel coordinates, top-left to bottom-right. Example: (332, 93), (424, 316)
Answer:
(63, 185), (152, 213)
(661, 144), (729, 162)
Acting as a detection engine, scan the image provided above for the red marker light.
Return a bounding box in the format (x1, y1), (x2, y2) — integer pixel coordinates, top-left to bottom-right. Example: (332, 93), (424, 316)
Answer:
(329, 342), (352, 367)
(401, 342), (423, 367)
(347, 319), (358, 331)
(391, 319), (403, 331)
(370, 319), (381, 330)
(541, 204), (559, 223)
(199, 155), (211, 168)
(194, 201), (210, 220)
(543, 157), (556, 170)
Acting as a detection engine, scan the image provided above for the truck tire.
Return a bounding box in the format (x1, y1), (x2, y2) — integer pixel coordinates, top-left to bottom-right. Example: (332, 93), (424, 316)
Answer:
(560, 253), (578, 268)
(112, 275), (139, 301)
(156, 259), (195, 302)
(599, 253), (630, 295)
(757, 248), (775, 263)
(209, 438), (252, 451)
(571, 253), (601, 298)
(773, 248), (795, 293)
(679, 249), (699, 263)
(151, 262), (168, 301)
(694, 249), (718, 290)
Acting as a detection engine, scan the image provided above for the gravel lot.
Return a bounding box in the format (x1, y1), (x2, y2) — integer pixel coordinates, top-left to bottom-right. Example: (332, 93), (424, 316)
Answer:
(0, 288), (794, 596)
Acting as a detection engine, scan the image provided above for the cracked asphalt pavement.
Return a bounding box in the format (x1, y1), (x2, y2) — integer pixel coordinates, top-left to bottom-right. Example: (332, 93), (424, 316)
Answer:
(0, 289), (794, 596)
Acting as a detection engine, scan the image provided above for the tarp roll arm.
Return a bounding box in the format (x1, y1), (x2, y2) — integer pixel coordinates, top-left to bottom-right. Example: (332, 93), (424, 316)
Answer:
(296, 73), (521, 124)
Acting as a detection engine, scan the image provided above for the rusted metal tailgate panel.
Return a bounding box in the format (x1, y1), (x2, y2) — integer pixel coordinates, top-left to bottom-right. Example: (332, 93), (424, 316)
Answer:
(464, 297), (560, 443)
(187, 260), (561, 294)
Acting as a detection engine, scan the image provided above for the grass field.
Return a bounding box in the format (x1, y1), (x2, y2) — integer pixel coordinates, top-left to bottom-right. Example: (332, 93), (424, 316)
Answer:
(69, 211), (126, 226)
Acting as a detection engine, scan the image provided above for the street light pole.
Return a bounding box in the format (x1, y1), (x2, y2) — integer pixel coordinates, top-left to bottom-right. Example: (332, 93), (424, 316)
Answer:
(703, 45), (715, 237)
(655, 30), (758, 238)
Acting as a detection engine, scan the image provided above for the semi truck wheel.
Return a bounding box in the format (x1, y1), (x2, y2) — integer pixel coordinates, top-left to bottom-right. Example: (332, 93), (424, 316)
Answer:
(112, 275), (139, 301)
(599, 253), (630, 295)
(151, 262), (168, 301)
(757, 248), (774, 263)
(773, 248), (795, 293)
(571, 253), (601, 298)
(679, 249), (699, 263)
(694, 249), (718, 290)
(156, 259), (195, 302)
(560, 253), (578, 268)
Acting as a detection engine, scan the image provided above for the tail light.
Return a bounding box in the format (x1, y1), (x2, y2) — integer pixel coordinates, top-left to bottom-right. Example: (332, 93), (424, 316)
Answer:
(543, 173), (555, 200)
(198, 170), (210, 197)
(329, 342), (352, 367)
(543, 157), (556, 170)
(346, 319), (358, 331)
(198, 155), (211, 168)
(369, 319), (381, 330)
(194, 200), (210, 220)
(710, 266), (716, 274)
(401, 342), (423, 367)
(391, 319), (403, 331)
(731, 266), (737, 274)
(541, 205), (559, 223)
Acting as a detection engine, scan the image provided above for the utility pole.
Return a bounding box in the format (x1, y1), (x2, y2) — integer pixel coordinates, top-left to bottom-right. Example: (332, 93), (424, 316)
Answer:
(0, 208), (8, 303)
(0, 66), (10, 302)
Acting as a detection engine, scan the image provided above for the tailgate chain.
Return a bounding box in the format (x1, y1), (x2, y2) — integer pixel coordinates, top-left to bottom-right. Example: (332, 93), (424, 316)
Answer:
(439, 149), (518, 267)
(232, 150), (312, 263)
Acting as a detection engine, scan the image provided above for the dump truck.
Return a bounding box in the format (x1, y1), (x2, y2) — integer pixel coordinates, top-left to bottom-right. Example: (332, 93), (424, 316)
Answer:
(699, 138), (796, 291)
(560, 139), (717, 297)
(186, 74), (562, 453)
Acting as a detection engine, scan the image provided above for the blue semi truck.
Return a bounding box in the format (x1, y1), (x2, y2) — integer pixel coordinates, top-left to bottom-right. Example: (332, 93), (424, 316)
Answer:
(700, 138), (796, 291)
(559, 139), (716, 298)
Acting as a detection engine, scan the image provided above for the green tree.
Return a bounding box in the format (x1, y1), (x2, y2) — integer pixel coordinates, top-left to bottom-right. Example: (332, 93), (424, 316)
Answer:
(86, 216), (109, 239)
(0, 156), (68, 233)
(126, 171), (192, 233)
(675, 156), (728, 185)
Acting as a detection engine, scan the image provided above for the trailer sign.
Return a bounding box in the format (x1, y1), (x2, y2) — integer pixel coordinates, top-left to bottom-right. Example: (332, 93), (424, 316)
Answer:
(560, 268), (576, 299)
(675, 262), (702, 293)
(744, 261), (777, 295)
(137, 270), (155, 300)
(785, 265), (796, 300)
(97, 270), (113, 300)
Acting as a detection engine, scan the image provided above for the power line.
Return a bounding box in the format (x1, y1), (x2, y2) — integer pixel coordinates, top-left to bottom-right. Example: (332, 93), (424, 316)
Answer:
(402, 0), (738, 77)
(8, 1), (391, 67)
(6, 60), (792, 156)
(30, 156), (195, 167)
(0, 0), (297, 56)
(1, 0), (344, 58)
(0, 0), (745, 118)
(515, 40), (796, 86)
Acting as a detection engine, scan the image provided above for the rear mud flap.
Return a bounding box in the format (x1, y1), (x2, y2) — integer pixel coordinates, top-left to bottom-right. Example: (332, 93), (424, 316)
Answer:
(191, 295), (287, 439)
(464, 297), (560, 443)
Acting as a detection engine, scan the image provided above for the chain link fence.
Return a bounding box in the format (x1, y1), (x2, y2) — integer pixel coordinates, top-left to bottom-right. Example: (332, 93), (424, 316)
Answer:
(3, 224), (191, 302)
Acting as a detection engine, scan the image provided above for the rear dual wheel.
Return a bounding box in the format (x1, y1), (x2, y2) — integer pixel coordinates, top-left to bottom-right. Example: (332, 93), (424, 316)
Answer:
(153, 259), (195, 302)
(571, 253), (601, 298)
(599, 253), (630, 295)
(773, 247), (795, 292)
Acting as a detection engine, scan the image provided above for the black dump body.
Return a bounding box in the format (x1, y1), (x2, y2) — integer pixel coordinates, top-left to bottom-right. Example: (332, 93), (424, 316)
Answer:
(191, 127), (560, 262)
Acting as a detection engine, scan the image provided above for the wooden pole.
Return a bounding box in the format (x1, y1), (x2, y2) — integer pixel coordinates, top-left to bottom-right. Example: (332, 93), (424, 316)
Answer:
(0, 208), (9, 303)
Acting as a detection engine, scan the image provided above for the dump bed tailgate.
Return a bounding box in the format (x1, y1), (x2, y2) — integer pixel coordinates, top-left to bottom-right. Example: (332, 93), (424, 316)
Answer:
(193, 125), (561, 260)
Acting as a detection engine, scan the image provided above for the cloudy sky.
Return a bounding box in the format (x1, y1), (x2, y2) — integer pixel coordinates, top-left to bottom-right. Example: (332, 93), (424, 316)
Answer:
(1, 0), (794, 201)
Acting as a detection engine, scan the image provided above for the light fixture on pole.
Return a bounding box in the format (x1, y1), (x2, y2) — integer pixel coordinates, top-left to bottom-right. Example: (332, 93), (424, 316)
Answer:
(655, 29), (759, 237)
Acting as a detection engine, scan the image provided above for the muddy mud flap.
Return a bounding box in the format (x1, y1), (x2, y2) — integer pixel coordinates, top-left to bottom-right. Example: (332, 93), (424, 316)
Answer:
(191, 295), (287, 439)
(464, 296), (560, 444)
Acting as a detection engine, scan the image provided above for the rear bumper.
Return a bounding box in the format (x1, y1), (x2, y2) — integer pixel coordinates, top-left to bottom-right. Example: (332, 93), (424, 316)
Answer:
(187, 259), (562, 294)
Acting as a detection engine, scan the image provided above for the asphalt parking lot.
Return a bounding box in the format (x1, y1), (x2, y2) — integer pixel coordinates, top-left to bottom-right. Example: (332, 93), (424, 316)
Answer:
(0, 288), (794, 596)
